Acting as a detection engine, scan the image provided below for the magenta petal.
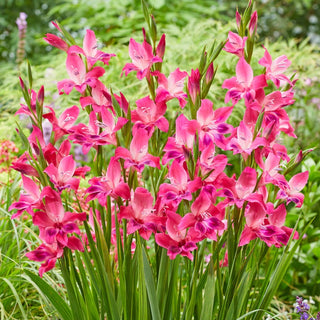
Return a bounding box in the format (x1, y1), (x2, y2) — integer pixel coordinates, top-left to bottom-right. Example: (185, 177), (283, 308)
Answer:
(39, 259), (57, 277)
(289, 171), (309, 191)
(191, 191), (211, 215)
(179, 213), (197, 230)
(114, 182), (131, 200)
(236, 167), (257, 199)
(239, 226), (257, 246)
(236, 57), (253, 88)
(57, 79), (75, 95)
(115, 146), (132, 160)
(44, 227), (58, 244)
(66, 53), (86, 84)
(155, 233), (176, 249)
(155, 117), (169, 132)
(67, 236), (84, 251)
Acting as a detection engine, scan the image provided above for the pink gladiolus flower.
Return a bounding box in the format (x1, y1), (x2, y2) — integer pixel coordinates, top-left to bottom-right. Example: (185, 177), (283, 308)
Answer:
(86, 157), (130, 205)
(33, 187), (86, 248)
(44, 155), (80, 192)
(131, 96), (168, 136)
(68, 29), (115, 69)
(195, 99), (233, 150)
(224, 31), (247, 58)
(255, 149), (285, 186)
(26, 243), (63, 277)
(228, 121), (266, 158)
(219, 167), (263, 208)
(11, 152), (39, 177)
(162, 114), (198, 164)
(222, 57), (267, 105)
(240, 203), (298, 247)
(259, 46), (292, 88)
(119, 187), (155, 240)
(179, 190), (225, 240)
(57, 52), (105, 95)
(79, 80), (113, 112)
(277, 171), (309, 208)
(69, 109), (127, 154)
(153, 68), (188, 108)
(16, 88), (44, 123)
(122, 38), (162, 80)
(115, 128), (160, 172)
(155, 211), (198, 260)
(199, 142), (228, 183)
(239, 202), (267, 246)
(9, 175), (42, 219)
(43, 105), (79, 142)
(158, 160), (201, 208)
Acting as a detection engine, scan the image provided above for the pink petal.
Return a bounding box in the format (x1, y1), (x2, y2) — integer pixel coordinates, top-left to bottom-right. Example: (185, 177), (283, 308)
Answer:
(191, 190), (211, 216)
(67, 236), (84, 251)
(83, 29), (97, 57)
(236, 167), (257, 199)
(288, 171), (309, 192)
(131, 187), (154, 218)
(66, 53), (86, 84)
(268, 203), (287, 227)
(21, 175), (40, 200)
(179, 213), (197, 230)
(236, 57), (253, 88)
(57, 79), (75, 95)
(130, 128), (149, 161)
(197, 99), (214, 125)
(58, 155), (76, 183)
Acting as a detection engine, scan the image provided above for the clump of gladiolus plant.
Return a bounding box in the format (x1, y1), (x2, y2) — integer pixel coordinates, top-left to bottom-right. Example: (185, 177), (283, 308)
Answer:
(10, 1), (312, 319)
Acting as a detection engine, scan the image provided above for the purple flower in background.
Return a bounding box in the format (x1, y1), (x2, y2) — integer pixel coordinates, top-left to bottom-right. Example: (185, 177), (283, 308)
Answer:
(16, 12), (28, 66)
(16, 12), (27, 30)
(294, 296), (319, 320)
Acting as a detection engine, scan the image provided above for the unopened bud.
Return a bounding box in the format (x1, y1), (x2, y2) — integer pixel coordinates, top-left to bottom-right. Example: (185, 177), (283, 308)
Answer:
(248, 11), (258, 37)
(205, 63), (214, 85)
(156, 34), (166, 59)
(52, 21), (62, 32)
(44, 34), (69, 52)
(236, 11), (242, 30)
(294, 150), (303, 164)
(19, 77), (25, 90)
(37, 86), (44, 106)
(188, 69), (201, 105)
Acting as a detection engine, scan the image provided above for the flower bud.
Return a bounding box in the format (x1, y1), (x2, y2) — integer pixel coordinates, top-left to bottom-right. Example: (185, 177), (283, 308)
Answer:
(236, 11), (242, 30)
(248, 11), (258, 37)
(37, 86), (45, 107)
(205, 62), (214, 85)
(156, 34), (166, 60)
(44, 34), (69, 52)
(188, 69), (201, 105)
(19, 77), (25, 90)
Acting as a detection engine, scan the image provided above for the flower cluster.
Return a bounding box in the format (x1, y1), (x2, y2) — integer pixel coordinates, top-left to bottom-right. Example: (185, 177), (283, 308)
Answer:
(0, 140), (18, 175)
(10, 9), (308, 276)
(295, 296), (320, 320)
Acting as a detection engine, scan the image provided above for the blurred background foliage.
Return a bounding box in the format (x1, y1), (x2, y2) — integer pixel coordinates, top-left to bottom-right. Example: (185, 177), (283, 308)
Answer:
(0, 0), (319, 318)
